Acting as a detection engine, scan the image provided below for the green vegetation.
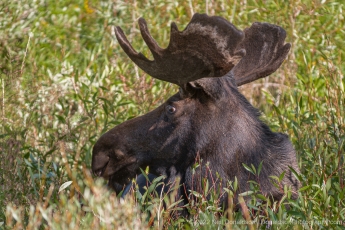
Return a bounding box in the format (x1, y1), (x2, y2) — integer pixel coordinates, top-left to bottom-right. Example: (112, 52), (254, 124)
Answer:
(1, 0), (344, 229)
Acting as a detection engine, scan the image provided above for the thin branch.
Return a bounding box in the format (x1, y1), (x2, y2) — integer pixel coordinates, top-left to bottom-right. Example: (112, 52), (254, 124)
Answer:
(21, 34), (31, 75)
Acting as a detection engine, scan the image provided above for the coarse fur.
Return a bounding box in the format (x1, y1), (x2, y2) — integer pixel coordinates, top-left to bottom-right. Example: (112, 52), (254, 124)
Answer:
(91, 13), (300, 211)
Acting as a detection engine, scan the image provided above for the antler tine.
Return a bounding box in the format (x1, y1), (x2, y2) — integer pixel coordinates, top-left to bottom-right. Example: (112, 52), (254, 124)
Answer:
(138, 18), (164, 59)
(114, 26), (156, 75)
(115, 13), (246, 86)
(231, 22), (291, 86)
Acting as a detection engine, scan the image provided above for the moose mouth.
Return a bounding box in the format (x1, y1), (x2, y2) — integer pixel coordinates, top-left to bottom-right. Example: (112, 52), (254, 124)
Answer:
(93, 162), (108, 177)
(94, 156), (138, 178)
(108, 167), (138, 193)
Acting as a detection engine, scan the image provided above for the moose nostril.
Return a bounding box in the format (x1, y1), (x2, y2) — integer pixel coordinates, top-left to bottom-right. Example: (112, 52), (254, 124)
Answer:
(91, 152), (110, 176)
(94, 161), (108, 177)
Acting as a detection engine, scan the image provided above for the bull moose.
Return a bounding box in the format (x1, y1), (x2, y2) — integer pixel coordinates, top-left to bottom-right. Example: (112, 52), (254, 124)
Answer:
(92, 13), (300, 208)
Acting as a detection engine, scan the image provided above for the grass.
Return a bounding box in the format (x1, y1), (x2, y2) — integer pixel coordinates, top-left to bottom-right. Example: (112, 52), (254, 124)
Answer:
(1, 0), (344, 229)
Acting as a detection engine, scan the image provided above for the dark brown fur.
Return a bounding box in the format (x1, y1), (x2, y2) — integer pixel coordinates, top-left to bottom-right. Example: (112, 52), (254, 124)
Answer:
(91, 13), (300, 209)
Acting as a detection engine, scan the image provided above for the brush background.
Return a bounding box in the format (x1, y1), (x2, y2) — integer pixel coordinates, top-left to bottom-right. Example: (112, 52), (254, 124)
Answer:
(1, 0), (344, 229)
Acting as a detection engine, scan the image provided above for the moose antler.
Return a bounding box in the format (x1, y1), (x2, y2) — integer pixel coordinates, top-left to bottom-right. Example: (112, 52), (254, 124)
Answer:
(115, 14), (291, 86)
(115, 13), (246, 86)
(231, 22), (291, 86)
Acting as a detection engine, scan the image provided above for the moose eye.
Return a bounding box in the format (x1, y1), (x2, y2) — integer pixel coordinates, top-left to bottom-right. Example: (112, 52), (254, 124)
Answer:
(166, 105), (176, 114)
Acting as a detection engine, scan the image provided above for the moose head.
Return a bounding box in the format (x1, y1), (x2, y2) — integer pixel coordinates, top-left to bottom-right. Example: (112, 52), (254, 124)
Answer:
(92, 14), (300, 205)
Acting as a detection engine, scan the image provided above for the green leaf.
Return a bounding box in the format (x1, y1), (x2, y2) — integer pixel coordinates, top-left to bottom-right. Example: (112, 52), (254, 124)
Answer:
(242, 163), (255, 175)
(287, 211), (306, 220)
(167, 199), (184, 209)
(326, 178), (332, 191)
(250, 164), (256, 174)
(233, 176), (238, 191)
(256, 194), (267, 201)
(299, 185), (310, 192)
(58, 181), (72, 193)
(238, 191), (254, 197)
(279, 171), (286, 182)
(257, 161), (263, 176)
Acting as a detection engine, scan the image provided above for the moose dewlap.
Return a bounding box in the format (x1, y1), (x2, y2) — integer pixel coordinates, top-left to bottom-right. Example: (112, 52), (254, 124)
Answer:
(91, 13), (300, 209)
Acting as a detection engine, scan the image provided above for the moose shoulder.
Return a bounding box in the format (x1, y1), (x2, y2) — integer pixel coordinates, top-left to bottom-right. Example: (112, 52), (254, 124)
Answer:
(92, 13), (300, 207)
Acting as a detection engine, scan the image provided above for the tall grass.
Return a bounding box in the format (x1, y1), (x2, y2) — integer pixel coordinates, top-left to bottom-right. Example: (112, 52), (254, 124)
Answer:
(1, 0), (344, 229)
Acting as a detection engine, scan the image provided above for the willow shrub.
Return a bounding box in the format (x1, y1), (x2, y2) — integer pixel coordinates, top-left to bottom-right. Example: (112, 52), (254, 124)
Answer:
(1, 0), (344, 229)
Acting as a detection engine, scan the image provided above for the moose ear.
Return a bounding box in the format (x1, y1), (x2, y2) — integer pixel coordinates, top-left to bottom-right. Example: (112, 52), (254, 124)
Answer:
(232, 22), (291, 86)
(185, 77), (233, 99)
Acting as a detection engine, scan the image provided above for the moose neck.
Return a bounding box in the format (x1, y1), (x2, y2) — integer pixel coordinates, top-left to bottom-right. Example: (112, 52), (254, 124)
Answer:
(198, 76), (268, 158)
(183, 76), (288, 195)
